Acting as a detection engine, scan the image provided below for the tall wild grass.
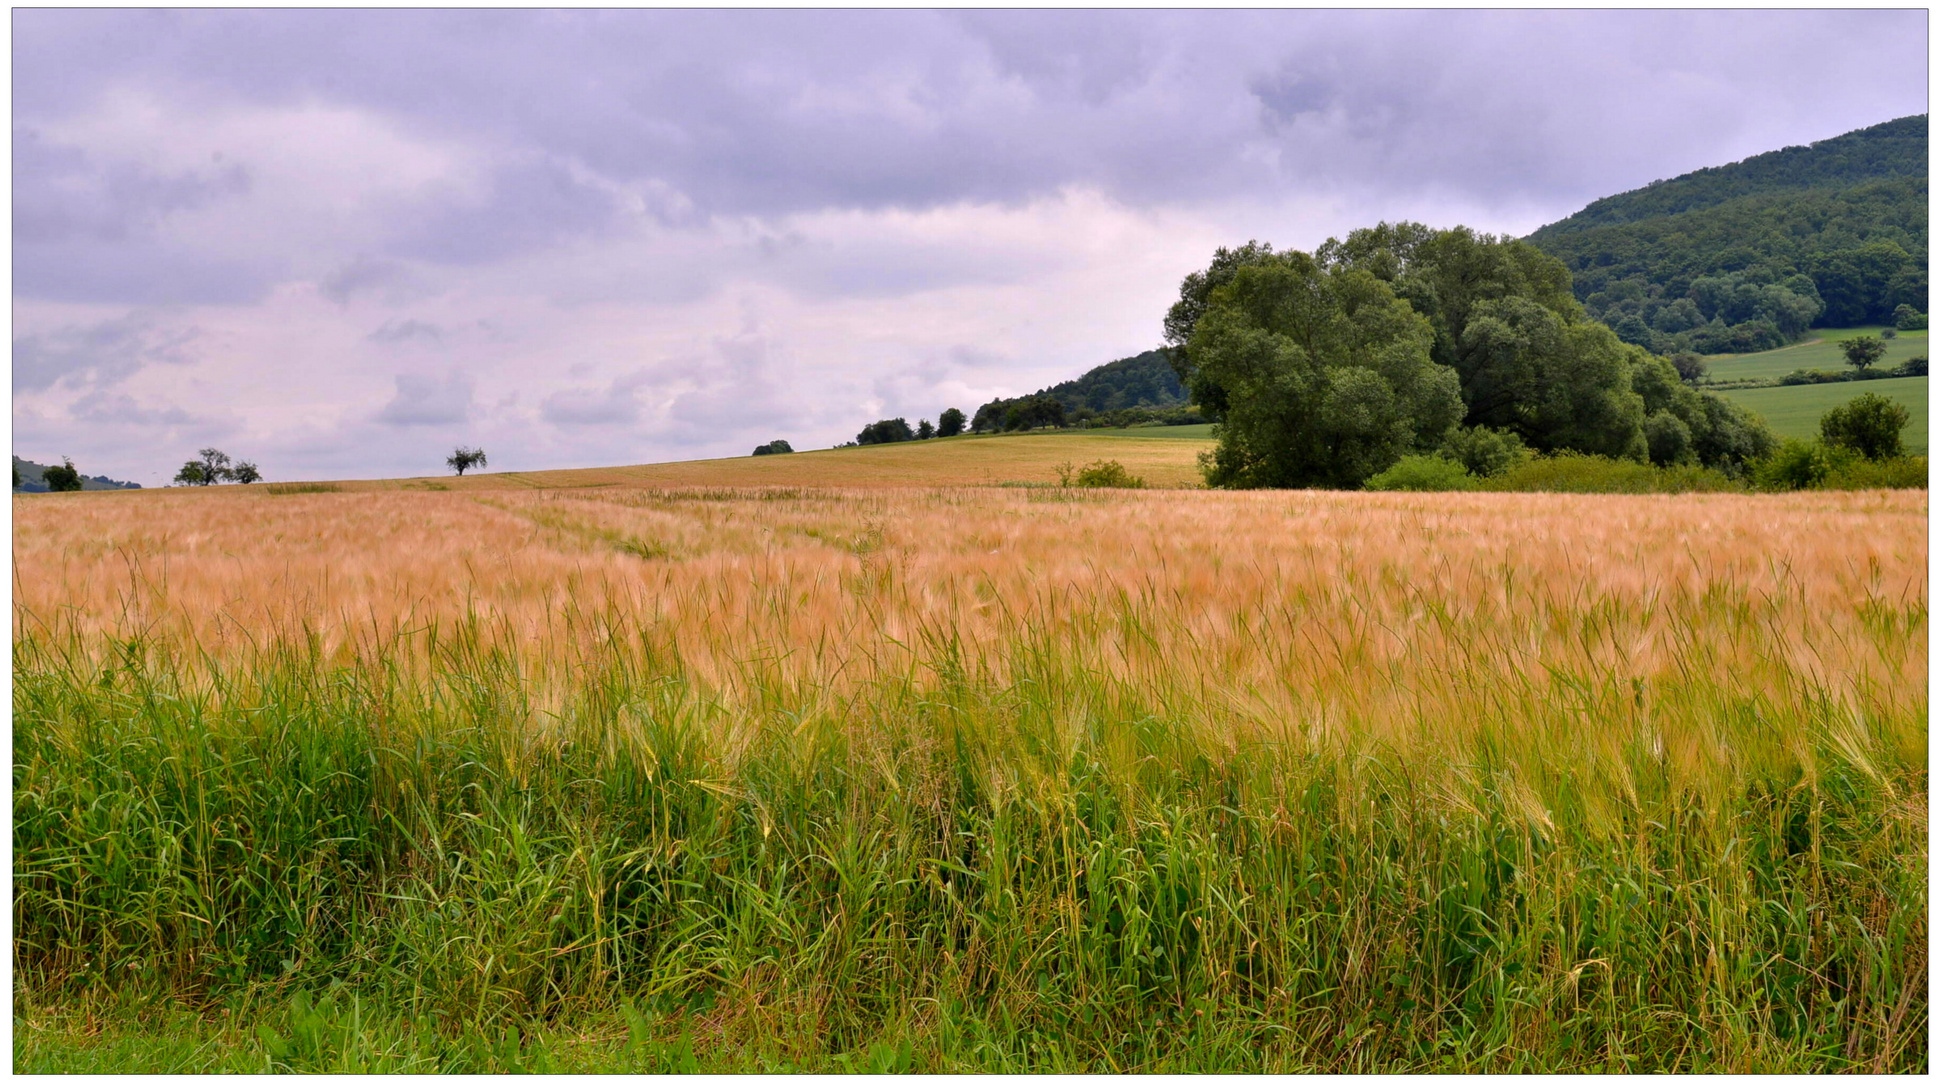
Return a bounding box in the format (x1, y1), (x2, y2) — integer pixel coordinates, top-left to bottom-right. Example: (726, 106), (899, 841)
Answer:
(13, 487), (1928, 1070)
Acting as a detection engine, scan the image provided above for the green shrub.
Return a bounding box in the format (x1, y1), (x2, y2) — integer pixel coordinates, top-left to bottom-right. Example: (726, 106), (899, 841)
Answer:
(1893, 304), (1927, 331)
(1484, 452), (1740, 493)
(1820, 454), (1928, 491)
(1363, 455), (1477, 492)
(1755, 439), (1842, 491)
(1820, 393), (1910, 461)
(1899, 355), (1927, 377)
(1435, 425), (1529, 478)
(1779, 369), (1847, 386)
(1070, 460), (1146, 489)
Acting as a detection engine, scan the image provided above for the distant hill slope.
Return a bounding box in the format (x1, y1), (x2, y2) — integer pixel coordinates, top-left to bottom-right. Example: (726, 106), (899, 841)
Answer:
(13, 455), (143, 493)
(971, 348), (1189, 432)
(1525, 115), (1928, 354)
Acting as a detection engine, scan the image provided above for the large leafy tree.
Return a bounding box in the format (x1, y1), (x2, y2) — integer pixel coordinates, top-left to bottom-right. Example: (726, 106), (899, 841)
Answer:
(1311, 223), (1664, 461)
(1161, 240), (1281, 402)
(1189, 252), (1462, 489)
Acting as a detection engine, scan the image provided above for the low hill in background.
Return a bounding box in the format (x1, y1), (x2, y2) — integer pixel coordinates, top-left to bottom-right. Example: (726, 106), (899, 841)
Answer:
(13, 455), (143, 493)
(970, 348), (1191, 432)
(1525, 115), (1928, 354)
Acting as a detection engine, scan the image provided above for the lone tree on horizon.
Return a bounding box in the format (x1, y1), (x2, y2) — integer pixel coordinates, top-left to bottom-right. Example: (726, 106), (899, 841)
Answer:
(447, 446), (488, 476)
(1839, 335), (1887, 373)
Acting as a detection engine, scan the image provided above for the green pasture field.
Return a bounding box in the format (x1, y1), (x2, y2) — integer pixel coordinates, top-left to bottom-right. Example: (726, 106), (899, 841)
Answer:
(1718, 376), (1928, 453)
(1704, 325), (1928, 383)
(1055, 423), (1215, 439)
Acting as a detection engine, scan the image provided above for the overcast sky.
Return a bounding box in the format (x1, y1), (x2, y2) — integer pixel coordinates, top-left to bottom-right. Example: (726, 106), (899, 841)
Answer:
(12, 9), (1929, 484)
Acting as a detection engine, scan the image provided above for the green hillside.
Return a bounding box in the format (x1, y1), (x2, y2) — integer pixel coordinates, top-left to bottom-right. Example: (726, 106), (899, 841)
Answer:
(1526, 115), (1928, 354)
(12, 455), (143, 494)
(971, 348), (1192, 432)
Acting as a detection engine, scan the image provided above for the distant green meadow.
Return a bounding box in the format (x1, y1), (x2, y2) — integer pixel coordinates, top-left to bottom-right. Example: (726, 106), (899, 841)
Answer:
(1718, 377), (1928, 454)
(1704, 326), (1928, 383)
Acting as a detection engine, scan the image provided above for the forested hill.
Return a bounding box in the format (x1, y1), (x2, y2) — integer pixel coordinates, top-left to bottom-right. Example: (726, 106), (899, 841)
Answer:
(1525, 114), (1928, 354)
(970, 348), (1189, 432)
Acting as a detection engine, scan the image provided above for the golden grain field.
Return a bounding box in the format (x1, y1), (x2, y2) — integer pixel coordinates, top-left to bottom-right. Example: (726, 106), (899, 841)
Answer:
(16, 484), (1924, 765)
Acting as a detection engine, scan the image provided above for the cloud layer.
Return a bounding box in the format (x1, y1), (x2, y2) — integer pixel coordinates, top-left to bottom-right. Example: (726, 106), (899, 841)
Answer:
(13, 9), (1929, 483)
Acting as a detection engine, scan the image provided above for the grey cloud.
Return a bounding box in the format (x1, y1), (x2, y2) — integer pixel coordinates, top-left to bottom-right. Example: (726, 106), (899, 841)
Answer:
(368, 318), (442, 344)
(13, 12), (1910, 220)
(391, 156), (624, 266)
(13, 10), (1928, 306)
(14, 127), (250, 245)
(13, 128), (270, 304)
(13, 314), (199, 392)
(320, 257), (424, 306)
(666, 332), (794, 431)
(541, 373), (651, 426)
(374, 371), (474, 426)
(69, 390), (204, 428)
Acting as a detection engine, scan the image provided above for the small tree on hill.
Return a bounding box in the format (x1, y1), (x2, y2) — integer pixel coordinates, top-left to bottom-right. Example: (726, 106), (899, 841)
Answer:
(230, 460), (262, 484)
(916, 419), (935, 439)
(447, 447), (487, 476)
(43, 458), (83, 492)
(1820, 392), (1909, 461)
(937, 407), (966, 437)
(1839, 335), (1887, 372)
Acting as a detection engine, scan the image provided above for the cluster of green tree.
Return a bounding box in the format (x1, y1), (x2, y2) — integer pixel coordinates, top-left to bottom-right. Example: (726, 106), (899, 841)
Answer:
(970, 395), (1064, 433)
(1525, 115), (1928, 353)
(854, 408), (966, 446)
(1166, 223), (1779, 490)
(969, 349), (1188, 434)
(750, 440), (794, 456)
(11, 455), (143, 493)
(174, 447), (261, 486)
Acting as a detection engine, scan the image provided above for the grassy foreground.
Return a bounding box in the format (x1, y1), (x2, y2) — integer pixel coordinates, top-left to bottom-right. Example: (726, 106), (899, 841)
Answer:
(14, 484), (1928, 1072)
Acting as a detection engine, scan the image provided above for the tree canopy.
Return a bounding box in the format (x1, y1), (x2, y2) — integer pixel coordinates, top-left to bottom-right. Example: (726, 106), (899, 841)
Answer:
(1187, 251), (1463, 489)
